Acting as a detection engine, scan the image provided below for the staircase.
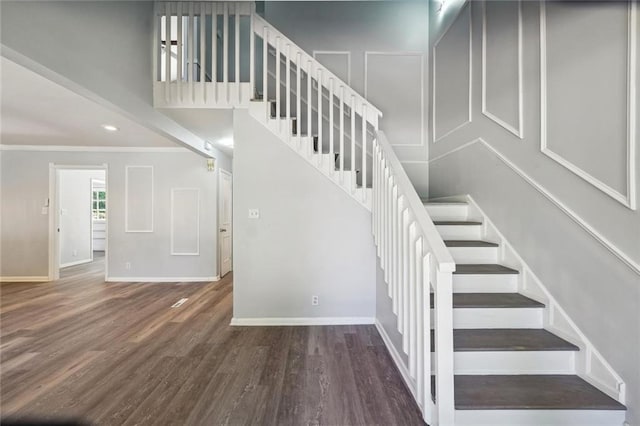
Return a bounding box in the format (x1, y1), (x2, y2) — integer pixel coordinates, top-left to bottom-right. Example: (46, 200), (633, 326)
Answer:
(151, 2), (627, 424)
(426, 199), (626, 425)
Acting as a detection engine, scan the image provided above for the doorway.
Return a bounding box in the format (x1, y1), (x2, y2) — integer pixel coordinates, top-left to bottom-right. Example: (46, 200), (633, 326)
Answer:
(219, 168), (232, 278)
(49, 165), (108, 281)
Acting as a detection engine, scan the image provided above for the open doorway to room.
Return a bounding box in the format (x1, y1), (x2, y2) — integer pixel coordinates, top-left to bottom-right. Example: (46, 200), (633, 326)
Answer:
(218, 168), (233, 278)
(49, 165), (108, 281)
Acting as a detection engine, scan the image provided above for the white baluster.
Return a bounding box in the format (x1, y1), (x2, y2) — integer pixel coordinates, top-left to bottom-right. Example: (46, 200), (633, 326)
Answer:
(340, 86), (345, 183)
(350, 95), (356, 193)
(200, 2), (206, 103)
(307, 60), (312, 158)
(317, 69), (322, 166)
(249, 3), (255, 99)
(212, 3), (218, 102)
(286, 44), (291, 134)
(223, 2), (228, 103)
(296, 52), (301, 148)
(434, 269), (455, 426)
(329, 78), (334, 171)
(409, 228), (418, 379)
(262, 26), (268, 116)
(235, 3), (240, 103)
(164, 2), (171, 104)
(275, 37), (281, 125)
(362, 104), (367, 198)
(188, 2), (195, 103)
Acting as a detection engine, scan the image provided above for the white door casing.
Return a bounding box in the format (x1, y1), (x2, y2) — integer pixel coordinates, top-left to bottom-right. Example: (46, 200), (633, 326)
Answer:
(219, 168), (233, 277)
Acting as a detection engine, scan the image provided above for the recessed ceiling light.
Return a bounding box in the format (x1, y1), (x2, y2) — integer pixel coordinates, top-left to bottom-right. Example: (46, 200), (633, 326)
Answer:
(219, 138), (233, 147)
(204, 141), (213, 151)
(101, 124), (119, 132)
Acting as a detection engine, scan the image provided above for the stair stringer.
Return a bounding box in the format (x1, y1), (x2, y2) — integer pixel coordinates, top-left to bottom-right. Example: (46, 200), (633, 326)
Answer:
(431, 193), (626, 405)
(248, 101), (372, 210)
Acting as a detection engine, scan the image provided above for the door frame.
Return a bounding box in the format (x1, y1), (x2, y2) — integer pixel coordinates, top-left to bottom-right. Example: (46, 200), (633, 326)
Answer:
(48, 163), (109, 281)
(218, 167), (233, 277)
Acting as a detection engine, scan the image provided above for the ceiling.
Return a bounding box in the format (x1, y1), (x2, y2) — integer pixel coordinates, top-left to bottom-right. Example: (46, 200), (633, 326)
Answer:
(0, 57), (179, 148)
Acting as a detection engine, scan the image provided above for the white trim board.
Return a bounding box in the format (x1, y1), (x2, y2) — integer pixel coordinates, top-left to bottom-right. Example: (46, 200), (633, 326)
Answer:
(230, 317), (375, 326)
(428, 138), (640, 276)
(105, 276), (219, 283)
(0, 276), (50, 283)
(481, 0), (524, 139)
(432, 1), (473, 143)
(364, 51), (426, 147)
(374, 320), (417, 400)
(60, 258), (93, 268)
(539, 0), (637, 210)
(0, 145), (189, 153)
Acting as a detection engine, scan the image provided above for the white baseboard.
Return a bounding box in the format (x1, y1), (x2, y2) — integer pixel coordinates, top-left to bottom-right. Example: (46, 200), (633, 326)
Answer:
(374, 319), (417, 401)
(230, 316), (375, 326)
(105, 276), (219, 283)
(60, 258), (93, 268)
(0, 276), (49, 283)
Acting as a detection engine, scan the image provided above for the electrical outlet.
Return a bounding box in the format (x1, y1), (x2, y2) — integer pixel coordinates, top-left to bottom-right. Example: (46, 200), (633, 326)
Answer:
(311, 295), (319, 306)
(248, 209), (260, 219)
(125, 262), (131, 270)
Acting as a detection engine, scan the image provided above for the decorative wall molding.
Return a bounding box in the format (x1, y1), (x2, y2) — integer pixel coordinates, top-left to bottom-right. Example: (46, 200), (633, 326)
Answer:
(312, 50), (351, 85)
(125, 166), (154, 233)
(0, 144), (189, 153)
(432, 2), (473, 143)
(481, 0), (524, 138)
(429, 138), (640, 276)
(170, 188), (200, 256)
(230, 317), (375, 326)
(364, 51), (425, 147)
(540, 0), (637, 210)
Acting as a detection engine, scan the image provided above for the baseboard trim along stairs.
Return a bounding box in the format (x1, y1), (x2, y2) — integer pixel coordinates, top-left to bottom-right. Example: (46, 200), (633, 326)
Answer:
(420, 197), (626, 425)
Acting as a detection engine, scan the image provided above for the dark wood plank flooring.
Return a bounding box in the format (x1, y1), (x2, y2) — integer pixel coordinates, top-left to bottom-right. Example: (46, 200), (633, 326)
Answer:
(1, 257), (424, 425)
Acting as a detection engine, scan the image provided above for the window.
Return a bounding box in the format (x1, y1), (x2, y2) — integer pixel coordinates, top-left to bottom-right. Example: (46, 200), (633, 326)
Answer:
(92, 190), (106, 220)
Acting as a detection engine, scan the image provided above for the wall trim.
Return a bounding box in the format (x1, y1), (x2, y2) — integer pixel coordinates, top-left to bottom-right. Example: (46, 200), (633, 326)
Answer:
(0, 276), (50, 283)
(0, 144), (189, 153)
(364, 51), (426, 147)
(374, 320), (417, 399)
(481, 0), (524, 138)
(60, 258), (93, 268)
(429, 138), (640, 275)
(105, 276), (219, 283)
(230, 317), (375, 326)
(170, 187), (200, 256)
(312, 50), (351, 85)
(432, 1), (473, 143)
(124, 165), (154, 233)
(540, 0), (637, 210)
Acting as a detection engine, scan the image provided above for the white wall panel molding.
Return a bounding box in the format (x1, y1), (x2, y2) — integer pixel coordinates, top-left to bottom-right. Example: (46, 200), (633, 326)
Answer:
(481, 0), (523, 138)
(312, 50), (351, 85)
(364, 51), (425, 147)
(432, 2), (472, 143)
(170, 188), (200, 256)
(125, 166), (154, 233)
(540, 0), (637, 210)
(429, 138), (640, 276)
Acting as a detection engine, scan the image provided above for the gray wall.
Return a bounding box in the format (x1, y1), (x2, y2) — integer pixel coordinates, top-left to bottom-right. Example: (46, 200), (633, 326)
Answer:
(0, 149), (219, 280)
(262, 1), (430, 195)
(232, 109), (376, 321)
(0, 1), (227, 159)
(429, 1), (640, 422)
(59, 169), (105, 266)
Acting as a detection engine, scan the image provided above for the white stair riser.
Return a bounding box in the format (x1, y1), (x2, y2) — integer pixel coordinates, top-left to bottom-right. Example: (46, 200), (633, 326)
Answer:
(433, 307), (544, 329)
(449, 246), (498, 263)
(435, 224), (482, 240)
(425, 203), (469, 219)
(453, 274), (518, 293)
(454, 409), (626, 426)
(442, 351), (575, 375)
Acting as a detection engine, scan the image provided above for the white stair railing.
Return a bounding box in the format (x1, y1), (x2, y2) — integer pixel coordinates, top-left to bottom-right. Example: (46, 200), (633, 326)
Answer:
(373, 131), (456, 426)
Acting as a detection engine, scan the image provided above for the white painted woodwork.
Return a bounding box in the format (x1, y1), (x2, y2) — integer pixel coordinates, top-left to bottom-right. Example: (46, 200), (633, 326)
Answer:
(424, 202), (469, 220)
(448, 246), (498, 264)
(435, 223), (483, 241)
(449, 350), (575, 375)
(219, 169), (232, 277)
(444, 307), (543, 329)
(454, 409), (626, 426)
(453, 274), (518, 294)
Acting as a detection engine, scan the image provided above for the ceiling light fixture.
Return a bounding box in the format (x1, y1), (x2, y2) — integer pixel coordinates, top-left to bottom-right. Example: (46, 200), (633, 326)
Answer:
(204, 141), (213, 151)
(101, 124), (119, 132)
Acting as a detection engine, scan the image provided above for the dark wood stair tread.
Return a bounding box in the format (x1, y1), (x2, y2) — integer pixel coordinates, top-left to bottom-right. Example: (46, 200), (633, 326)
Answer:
(445, 240), (498, 248)
(451, 329), (579, 352)
(452, 375), (626, 410)
(433, 220), (482, 226)
(431, 293), (545, 309)
(454, 264), (519, 274)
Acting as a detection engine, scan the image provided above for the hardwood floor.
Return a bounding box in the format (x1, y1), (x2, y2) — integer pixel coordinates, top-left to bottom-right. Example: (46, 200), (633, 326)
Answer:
(1, 258), (423, 425)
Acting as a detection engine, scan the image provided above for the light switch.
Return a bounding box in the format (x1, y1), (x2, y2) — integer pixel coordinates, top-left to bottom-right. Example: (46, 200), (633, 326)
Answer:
(41, 207), (49, 215)
(248, 209), (260, 219)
